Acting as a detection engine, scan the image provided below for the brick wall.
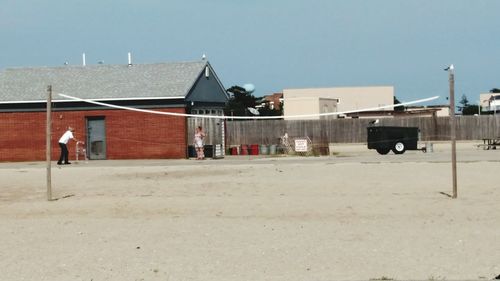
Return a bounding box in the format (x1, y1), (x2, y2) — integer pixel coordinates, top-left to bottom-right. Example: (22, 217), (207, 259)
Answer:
(0, 108), (187, 162)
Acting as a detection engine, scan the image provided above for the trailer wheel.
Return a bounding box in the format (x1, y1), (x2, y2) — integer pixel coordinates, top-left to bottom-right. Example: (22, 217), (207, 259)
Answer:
(392, 141), (406, 154)
(376, 148), (391, 155)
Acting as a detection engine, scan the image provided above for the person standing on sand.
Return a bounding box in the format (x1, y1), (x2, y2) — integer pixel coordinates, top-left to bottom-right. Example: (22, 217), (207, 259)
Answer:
(193, 126), (206, 160)
(57, 126), (79, 165)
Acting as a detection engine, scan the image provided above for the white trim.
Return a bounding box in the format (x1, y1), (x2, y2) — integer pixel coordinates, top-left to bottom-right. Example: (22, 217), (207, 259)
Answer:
(0, 96), (185, 104)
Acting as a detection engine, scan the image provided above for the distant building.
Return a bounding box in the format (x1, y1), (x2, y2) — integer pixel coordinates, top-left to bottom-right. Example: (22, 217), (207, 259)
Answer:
(480, 93), (500, 113)
(346, 105), (448, 118)
(285, 96), (338, 120)
(283, 86), (394, 120)
(0, 60), (228, 162)
(257, 93), (283, 110)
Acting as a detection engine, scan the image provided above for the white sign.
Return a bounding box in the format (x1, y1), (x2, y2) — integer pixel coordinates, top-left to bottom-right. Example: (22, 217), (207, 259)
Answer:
(294, 139), (308, 152)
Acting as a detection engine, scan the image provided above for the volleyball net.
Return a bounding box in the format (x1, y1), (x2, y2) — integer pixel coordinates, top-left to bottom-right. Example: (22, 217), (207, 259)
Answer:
(57, 92), (494, 158)
(53, 92), (497, 159)
(51, 94), (498, 159)
(55, 93), (449, 158)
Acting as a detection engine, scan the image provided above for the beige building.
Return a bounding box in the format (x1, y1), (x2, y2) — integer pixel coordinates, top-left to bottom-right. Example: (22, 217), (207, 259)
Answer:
(285, 97), (338, 120)
(283, 86), (394, 120)
(480, 92), (500, 112)
(428, 105), (449, 117)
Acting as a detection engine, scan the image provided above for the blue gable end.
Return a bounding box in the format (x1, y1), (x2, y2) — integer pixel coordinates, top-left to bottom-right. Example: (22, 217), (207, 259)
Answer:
(185, 64), (228, 106)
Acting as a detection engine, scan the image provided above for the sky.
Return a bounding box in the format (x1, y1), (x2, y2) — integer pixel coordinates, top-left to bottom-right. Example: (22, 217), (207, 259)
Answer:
(1, 0), (499, 105)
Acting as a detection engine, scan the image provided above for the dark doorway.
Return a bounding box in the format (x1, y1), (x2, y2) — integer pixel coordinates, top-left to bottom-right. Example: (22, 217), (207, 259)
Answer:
(86, 117), (106, 160)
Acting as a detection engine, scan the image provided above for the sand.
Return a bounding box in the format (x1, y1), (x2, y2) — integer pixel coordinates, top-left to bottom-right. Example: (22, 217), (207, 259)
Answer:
(0, 142), (499, 281)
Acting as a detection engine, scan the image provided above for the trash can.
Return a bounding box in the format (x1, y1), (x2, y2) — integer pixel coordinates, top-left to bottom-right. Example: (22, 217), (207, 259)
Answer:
(204, 145), (214, 158)
(259, 144), (269, 155)
(250, 144), (259, 155)
(269, 144), (277, 155)
(241, 144), (249, 155)
(230, 146), (239, 155)
(187, 145), (196, 158)
(426, 142), (433, 153)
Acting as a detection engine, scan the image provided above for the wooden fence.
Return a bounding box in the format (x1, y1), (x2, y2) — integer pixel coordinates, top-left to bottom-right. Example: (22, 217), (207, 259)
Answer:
(225, 116), (500, 145)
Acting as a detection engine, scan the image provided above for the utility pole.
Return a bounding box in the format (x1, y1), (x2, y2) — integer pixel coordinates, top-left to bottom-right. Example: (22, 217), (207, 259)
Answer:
(46, 85), (52, 201)
(447, 65), (457, 198)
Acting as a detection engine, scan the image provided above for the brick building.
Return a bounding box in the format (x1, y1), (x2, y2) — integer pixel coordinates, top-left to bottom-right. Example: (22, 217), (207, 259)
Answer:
(0, 60), (228, 162)
(258, 93), (283, 110)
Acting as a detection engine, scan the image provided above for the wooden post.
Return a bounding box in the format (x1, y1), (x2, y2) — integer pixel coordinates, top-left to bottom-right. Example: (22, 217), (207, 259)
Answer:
(448, 66), (458, 198)
(46, 85), (52, 201)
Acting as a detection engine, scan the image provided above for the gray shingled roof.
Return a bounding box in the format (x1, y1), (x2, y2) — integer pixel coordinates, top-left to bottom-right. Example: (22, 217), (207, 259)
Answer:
(0, 61), (208, 103)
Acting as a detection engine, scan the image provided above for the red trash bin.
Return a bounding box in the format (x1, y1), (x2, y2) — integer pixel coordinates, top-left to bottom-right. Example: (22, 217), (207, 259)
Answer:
(241, 144), (248, 155)
(230, 147), (238, 155)
(250, 144), (259, 155)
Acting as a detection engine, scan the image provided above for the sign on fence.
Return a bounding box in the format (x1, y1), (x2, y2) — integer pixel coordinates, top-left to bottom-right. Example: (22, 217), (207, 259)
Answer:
(294, 139), (308, 152)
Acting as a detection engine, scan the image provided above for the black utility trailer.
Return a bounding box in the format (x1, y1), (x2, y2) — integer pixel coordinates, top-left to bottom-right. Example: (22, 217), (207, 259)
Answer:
(367, 126), (422, 155)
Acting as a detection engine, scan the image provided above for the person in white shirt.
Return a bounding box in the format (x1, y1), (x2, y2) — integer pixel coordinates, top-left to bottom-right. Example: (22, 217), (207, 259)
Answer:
(57, 127), (78, 165)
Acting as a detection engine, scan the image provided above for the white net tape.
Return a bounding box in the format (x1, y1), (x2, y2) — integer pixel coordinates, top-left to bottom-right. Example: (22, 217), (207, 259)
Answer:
(58, 93), (439, 120)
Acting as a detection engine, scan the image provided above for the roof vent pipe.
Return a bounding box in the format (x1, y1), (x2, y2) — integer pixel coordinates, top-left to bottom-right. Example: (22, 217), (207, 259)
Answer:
(82, 53), (86, 66)
(128, 52), (132, 66)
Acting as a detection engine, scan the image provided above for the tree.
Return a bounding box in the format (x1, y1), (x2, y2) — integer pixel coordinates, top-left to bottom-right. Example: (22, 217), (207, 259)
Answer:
(461, 105), (479, 115)
(458, 94), (478, 115)
(224, 85), (258, 117)
(459, 94), (470, 109)
(490, 88), (500, 93)
(258, 103), (283, 117)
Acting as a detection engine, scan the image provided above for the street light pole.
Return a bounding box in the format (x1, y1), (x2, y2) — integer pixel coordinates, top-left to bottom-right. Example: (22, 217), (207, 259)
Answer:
(447, 65), (458, 198)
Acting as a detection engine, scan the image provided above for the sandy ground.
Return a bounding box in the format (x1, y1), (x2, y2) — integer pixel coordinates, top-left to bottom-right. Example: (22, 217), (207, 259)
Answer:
(0, 141), (499, 281)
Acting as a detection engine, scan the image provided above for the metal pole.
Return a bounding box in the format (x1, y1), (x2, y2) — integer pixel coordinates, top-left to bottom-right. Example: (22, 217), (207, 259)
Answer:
(46, 85), (52, 201)
(448, 66), (457, 198)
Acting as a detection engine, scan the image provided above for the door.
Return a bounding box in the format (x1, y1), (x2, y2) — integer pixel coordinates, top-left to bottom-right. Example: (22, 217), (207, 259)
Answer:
(86, 117), (106, 160)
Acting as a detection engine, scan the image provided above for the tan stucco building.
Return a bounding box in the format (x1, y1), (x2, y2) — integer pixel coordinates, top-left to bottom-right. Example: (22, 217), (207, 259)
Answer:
(285, 97), (338, 120)
(283, 86), (394, 120)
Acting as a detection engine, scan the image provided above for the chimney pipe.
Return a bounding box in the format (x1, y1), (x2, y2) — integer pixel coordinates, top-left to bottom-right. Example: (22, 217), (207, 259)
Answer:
(128, 52), (132, 66)
(82, 53), (86, 66)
